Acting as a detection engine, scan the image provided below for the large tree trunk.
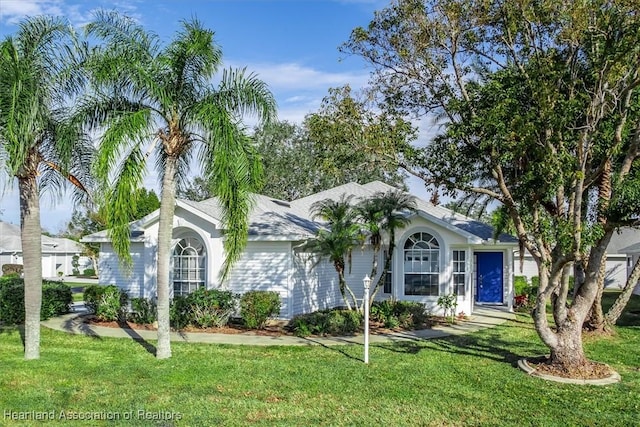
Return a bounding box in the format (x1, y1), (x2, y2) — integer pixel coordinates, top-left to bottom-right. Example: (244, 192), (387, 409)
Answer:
(550, 321), (587, 369)
(533, 232), (613, 373)
(155, 155), (178, 359)
(605, 256), (640, 325)
(19, 174), (43, 360)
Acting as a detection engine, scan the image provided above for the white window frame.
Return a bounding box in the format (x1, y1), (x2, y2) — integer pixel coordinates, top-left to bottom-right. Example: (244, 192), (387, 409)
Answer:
(172, 236), (206, 297)
(403, 232), (440, 296)
(452, 249), (467, 297)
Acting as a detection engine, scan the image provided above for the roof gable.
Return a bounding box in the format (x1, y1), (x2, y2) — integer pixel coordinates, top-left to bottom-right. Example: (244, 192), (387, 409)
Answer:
(81, 181), (517, 244)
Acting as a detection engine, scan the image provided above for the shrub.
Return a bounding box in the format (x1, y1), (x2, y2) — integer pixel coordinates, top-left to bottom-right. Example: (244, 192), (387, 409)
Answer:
(370, 300), (430, 329)
(437, 294), (458, 323)
(287, 309), (362, 337)
(0, 279), (71, 325)
(95, 285), (128, 322)
(129, 297), (157, 324)
(514, 276), (528, 296)
(83, 284), (128, 321)
(395, 301), (431, 328)
(41, 282), (72, 319)
(0, 281), (24, 325)
(71, 255), (80, 276)
(1, 264), (23, 276)
(82, 268), (96, 277)
(188, 288), (236, 328)
(83, 284), (104, 314)
(530, 276), (540, 290)
(240, 291), (281, 329)
(170, 295), (191, 329)
(170, 288), (237, 329)
(0, 275), (23, 287)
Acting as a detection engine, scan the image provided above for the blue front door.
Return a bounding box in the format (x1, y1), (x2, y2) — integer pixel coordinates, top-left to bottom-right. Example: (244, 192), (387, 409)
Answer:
(475, 252), (503, 303)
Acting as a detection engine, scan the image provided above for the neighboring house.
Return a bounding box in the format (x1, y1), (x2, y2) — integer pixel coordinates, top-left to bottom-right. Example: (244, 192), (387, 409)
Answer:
(607, 228), (640, 295)
(515, 227), (640, 294)
(82, 181), (519, 318)
(0, 221), (90, 277)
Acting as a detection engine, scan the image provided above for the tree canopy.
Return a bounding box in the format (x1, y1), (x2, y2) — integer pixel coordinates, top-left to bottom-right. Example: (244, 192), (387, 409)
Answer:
(343, 0), (640, 374)
(179, 85), (415, 202)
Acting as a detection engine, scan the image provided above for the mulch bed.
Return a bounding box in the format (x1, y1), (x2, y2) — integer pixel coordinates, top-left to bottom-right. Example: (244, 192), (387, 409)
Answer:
(526, 355), (615, 380)
(83, 316), (438, 337)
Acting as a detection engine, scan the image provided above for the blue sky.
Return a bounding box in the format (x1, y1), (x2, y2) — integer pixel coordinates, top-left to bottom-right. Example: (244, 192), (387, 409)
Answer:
(0, 0), (430, 232)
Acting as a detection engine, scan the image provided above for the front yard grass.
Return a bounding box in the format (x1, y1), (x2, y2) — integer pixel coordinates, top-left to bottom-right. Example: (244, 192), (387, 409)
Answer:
(0, 294), (638, 426)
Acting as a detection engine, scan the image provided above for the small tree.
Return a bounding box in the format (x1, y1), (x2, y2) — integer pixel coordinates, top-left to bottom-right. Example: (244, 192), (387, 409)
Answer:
(357, 190), (417, 307)
(306, 195), (362, 311)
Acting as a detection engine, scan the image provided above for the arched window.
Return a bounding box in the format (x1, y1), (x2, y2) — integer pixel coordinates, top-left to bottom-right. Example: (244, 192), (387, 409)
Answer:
(172, 237), (206, 296)
(404, 232), (440, 296)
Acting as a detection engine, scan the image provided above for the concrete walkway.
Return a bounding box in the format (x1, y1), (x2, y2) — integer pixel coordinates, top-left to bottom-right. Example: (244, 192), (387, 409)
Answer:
(42, 306), (515, 346)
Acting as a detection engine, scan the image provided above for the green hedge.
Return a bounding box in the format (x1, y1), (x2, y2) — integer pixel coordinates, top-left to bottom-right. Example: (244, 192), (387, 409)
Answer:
(0, 277), (72, 325)
(240, 291), (281, 329)
(288, 309), (362, 337)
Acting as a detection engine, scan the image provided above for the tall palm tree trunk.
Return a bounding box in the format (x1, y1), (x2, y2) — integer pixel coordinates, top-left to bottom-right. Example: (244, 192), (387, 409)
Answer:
(19, 173), (42, 360)
(586, 157), (612, 331)
(155, 155), (178, 359)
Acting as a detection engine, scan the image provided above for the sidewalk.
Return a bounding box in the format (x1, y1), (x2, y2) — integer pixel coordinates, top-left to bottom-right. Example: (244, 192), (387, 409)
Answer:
(41, 306), (515, 347)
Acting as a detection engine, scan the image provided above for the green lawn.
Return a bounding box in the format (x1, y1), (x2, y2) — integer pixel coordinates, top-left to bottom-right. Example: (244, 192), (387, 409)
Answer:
(1, 294), (639, 426)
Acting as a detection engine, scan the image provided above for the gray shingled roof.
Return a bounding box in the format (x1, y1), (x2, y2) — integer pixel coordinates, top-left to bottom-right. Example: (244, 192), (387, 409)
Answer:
(291, 181), (517, 244)
(181, 194), (319, 238)
(82, 181), (517, 244)
(0, 221), (84, 253)
(608, 227), (640, 254)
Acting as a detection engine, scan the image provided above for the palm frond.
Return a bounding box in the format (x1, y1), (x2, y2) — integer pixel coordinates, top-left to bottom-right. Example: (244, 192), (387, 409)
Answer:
(94, 108), (153, 187)
(217, 67), (277, 125)
(103, 146), (148, 268)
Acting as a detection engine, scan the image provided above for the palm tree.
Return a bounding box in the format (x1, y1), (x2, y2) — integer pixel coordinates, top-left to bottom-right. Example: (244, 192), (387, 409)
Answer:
(355, 197), (384, 309)
(82, 11), (276, 359)
(307, 195), (362, 311)
(0, 16), (92, 359)
(369, 190), (417, 304)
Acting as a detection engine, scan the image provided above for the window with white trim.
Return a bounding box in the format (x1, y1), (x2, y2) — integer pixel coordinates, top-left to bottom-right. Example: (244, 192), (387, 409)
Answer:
(404, 232), (440, 296)
(172, 237), (206, 296)
(452, 250), (466, 296)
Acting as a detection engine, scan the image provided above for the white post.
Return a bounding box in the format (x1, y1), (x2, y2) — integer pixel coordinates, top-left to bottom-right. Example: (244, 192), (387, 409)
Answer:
(363, 275), (371, 364)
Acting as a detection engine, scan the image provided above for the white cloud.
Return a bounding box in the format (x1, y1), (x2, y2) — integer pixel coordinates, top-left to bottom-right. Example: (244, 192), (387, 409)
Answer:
(0, 0), (141, 28)
(238, 61), (368, 91)
(0, 0), (64, 24)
